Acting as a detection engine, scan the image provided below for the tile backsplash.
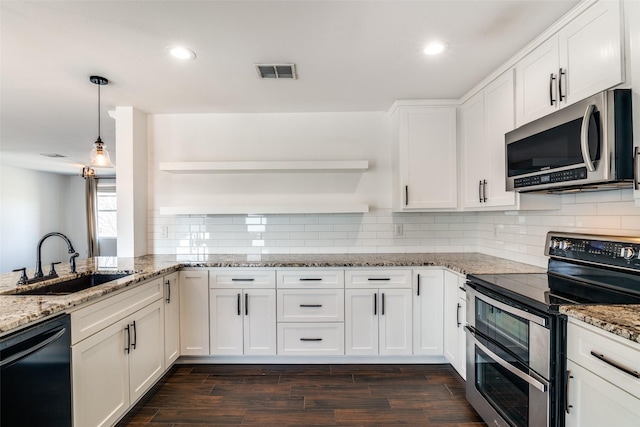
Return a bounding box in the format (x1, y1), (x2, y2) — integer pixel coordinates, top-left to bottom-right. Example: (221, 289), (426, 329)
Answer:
(149, 189), (640, 268)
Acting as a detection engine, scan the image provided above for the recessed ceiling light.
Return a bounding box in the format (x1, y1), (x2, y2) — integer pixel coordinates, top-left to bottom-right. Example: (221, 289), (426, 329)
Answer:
(424, 41), (449, 56)
(167, 45), (196, 60)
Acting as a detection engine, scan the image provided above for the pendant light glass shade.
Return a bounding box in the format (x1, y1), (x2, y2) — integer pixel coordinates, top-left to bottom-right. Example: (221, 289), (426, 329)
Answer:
(89, 137), (114, 168)
(88, 76), (114, 168)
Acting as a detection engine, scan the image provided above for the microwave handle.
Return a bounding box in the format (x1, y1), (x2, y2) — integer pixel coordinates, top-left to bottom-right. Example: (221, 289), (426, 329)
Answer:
(580, 104), (597, 172)
(634, 146), (639, 191)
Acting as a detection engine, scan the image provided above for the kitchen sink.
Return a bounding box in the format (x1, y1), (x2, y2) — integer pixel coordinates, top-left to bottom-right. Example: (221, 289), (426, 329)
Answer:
(12, 273), (133, 296)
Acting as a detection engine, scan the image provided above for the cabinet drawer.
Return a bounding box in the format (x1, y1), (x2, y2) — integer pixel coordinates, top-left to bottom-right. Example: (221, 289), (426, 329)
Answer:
(567, 319), (640, 400)
(345, 269), (412, 289)
(71, 278), (163, 345)
(277, 323), (344, 355)
(277, 269), (344, 288)
(277, 289), (344, 322)
(209, 269), (275, 289)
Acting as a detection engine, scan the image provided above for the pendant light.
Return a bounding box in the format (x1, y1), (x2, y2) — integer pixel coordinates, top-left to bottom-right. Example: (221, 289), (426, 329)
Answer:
(88, 75), (114, 168)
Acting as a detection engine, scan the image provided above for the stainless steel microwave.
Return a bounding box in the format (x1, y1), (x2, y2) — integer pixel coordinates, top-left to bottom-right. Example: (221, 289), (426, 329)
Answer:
(505, 89), (633, 193)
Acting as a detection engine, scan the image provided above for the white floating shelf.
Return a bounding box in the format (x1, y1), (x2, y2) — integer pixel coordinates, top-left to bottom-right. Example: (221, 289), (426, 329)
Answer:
(159, 204), (370, 215)
(159, 160), (369, 173)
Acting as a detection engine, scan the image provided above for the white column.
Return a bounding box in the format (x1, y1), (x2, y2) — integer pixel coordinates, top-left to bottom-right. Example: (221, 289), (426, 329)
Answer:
(114, 106), (148, 257)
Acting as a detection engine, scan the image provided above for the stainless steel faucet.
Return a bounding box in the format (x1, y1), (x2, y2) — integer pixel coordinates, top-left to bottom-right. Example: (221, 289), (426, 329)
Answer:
(34, 232), (79, 278)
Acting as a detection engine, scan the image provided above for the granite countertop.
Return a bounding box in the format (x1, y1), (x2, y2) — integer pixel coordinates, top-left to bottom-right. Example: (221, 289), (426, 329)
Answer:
(560, 305), (640, 345)
(0, 252), (545, 334)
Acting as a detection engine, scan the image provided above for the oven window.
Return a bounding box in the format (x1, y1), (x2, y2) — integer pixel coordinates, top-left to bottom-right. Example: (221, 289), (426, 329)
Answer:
(475, 298), (529, 363)
(476, 347), (528, 427)
(507, 111), (600, 177)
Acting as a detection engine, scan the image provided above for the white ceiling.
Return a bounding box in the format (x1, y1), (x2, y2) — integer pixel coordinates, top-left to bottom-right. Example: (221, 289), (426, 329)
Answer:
(0, 0), (580, 176)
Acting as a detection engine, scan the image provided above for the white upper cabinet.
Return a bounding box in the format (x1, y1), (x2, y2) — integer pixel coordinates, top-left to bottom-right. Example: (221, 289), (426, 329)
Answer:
(460, 70), (560, 211)
(391, 104), (458, 211)
(516, 0), (623, 126)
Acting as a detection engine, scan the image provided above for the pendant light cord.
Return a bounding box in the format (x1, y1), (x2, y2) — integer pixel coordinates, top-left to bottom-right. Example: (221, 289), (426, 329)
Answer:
(97, 83), (101, 140)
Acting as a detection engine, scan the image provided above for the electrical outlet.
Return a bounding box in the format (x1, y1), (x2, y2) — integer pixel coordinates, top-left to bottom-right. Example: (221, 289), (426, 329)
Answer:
(393, 223), (404, 237)
(161, 225), (169, 239)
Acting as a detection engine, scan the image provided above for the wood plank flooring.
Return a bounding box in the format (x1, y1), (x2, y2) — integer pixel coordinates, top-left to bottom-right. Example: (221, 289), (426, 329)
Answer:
(116, 364), (486, 426)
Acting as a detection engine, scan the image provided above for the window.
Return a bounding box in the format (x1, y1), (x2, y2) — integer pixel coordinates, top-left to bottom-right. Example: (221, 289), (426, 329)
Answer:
(96, 180), (116, 238)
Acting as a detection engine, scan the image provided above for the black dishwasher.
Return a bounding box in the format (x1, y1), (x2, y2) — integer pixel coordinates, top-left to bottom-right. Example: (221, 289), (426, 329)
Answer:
(1, 314), (72, 427)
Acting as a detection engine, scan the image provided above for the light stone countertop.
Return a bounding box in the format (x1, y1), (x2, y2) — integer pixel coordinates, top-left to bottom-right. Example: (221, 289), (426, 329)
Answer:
(560, 305), (640, 345)
(0, 252), (545, 334)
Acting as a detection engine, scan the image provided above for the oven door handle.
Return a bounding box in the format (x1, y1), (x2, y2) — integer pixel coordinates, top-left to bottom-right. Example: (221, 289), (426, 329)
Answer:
(580, 103), (597, 172)
(466, 326), (548, 393)
(465, 285), (548, 327)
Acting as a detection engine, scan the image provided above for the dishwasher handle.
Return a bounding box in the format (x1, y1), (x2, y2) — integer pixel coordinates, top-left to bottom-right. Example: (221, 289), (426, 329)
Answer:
(0, 326), (67, 368)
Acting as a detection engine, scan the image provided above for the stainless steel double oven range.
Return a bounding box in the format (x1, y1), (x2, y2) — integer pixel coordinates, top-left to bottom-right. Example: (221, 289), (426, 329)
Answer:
(465, 232), (640, 427)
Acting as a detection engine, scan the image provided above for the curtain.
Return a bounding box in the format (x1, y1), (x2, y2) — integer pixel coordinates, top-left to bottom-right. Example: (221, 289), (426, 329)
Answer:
(85, 176), (98, 257)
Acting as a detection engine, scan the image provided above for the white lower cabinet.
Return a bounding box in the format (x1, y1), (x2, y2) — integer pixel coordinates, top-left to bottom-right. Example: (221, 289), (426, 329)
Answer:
(443, 271), (466, 378)
(163, 271), (180, 367)
(412, 269), (444, 356)
(179, 269), (210, 355)
(71, 279), (164, 427)
(565, 318), (640, 427)
(345, 284), (412, 356)
(209, 288), (276, 355)
(209, 269), (277, 356)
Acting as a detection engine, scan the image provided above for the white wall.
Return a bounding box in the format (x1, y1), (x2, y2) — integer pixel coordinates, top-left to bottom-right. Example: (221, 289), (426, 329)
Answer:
(0, 165), (87, 273)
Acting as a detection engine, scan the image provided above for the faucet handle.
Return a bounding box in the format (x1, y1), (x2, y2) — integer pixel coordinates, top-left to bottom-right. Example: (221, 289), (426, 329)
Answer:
(49, 262), (62, 277)
(12, 268), (28, 285)
(69, 253), (79, 274)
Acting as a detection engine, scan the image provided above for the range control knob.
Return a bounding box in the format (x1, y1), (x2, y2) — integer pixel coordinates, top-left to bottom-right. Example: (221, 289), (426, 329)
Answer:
(550, 239), (561, 250)
(559, 240), (573, 251)
(620, 247), (636, 260)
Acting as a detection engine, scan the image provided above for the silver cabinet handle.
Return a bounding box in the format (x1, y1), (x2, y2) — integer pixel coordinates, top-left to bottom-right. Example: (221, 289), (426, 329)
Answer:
(299, 278), (322, 282)
(565, 370), (574, 414)
(232, 278), (254, 282)
(482, 179), (487, 203)
(300, 304), (322, 308)
(165, 279), (171, 303)
(580, 104), (597, 172)
(300, 338), (322, 342)
(549, 73), (557, 106)
(456, 303), (461, 327)
(131, 320), (137, 350)
(478, 180), (483, 203)
(590, 351), (640, 379)
(467, 326), (548, 392)
(634, 146), (639, 191)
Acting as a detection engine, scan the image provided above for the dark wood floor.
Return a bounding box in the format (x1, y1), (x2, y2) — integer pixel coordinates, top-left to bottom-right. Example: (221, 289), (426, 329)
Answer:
(116, 364), (486, 426)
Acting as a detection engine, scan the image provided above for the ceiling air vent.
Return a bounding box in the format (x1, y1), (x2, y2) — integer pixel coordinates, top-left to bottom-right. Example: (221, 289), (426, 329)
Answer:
(255, 64), (297, 79)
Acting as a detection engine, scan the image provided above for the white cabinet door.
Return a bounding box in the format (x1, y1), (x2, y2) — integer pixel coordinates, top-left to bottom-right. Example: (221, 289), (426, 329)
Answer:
(243, 289), (277, 355)
(163, 271), (180, 367)
(412, 270), (444, 356)
(515, 36), (560, 126)
(394, 105), (457, 210)
(209, 288), (244, 355)
(461, 70), (518, 209)
(379, 289), (413, 356)
(72, 318), (129, 427)
(566, 360), (640, 427)
(129, 300), (165, 403)
(483, 69), (517, 208)
(460, 91), (486, 209)
(179, 270), (209, 355)
(443, 271), (466, 378)
(345, 289), (378, 355)
(558, 0), (623, 106)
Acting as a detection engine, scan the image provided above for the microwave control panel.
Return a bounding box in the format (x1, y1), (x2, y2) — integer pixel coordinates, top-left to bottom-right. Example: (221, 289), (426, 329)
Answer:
(514, 167), (587, 189)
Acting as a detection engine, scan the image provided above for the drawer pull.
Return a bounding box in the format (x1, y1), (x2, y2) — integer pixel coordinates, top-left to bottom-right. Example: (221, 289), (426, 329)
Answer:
(416, 274), (420, 296)
(368, 278), (390, 281)
(232, 278), (255, 282)
(299, 278), (322, 281)
(300, 304), (322, 308)
(300, 338), (323, 342)
(237, 293), (241, 316)
(590, 351), (640, 378)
